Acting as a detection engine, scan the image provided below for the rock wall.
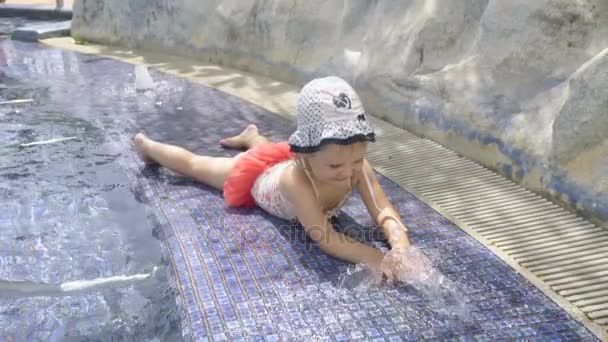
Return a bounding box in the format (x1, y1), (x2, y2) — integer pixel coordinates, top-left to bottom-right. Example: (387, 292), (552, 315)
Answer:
(72, 0), (608, 223)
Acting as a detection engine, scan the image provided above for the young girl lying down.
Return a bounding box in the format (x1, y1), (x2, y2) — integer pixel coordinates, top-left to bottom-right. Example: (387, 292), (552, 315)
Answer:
(134, 76), (412, 282)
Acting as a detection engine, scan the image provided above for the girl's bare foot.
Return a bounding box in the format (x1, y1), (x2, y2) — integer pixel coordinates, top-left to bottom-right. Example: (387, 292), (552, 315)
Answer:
(219, 124), (260, 149)
(133, 133), (157, 165)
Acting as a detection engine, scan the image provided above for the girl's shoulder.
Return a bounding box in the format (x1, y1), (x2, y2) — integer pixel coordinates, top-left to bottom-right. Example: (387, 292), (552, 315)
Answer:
(278, 161), (308, 191)
(278, 161), (317, 202)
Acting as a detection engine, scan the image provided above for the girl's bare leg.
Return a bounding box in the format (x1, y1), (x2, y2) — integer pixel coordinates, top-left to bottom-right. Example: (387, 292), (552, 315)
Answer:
(134, 133), (234, 190)
(219, 124), (271, 149)
(134, 125), (273, 189)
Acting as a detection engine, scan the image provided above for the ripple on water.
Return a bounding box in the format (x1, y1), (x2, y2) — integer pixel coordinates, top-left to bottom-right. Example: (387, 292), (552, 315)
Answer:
(0, 52), (180, 339)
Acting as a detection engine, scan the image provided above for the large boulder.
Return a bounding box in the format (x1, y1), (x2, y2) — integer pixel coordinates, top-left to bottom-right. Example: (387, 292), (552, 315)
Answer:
(72, 0), (608, 223)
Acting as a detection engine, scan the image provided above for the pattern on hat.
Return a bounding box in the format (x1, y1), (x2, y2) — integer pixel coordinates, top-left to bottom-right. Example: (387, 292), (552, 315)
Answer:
(288, 76), (375, 153)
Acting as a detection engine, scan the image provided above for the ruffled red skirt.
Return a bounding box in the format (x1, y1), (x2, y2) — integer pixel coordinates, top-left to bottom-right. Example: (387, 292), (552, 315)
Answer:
(223, 142), (295, 207)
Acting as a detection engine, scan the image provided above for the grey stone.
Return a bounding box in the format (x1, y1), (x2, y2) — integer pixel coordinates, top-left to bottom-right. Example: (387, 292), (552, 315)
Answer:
(11, 20), (71, 42)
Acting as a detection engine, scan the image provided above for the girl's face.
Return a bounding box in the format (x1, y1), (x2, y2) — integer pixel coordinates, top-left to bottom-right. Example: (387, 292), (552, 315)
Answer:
(303, 142), (368, 184)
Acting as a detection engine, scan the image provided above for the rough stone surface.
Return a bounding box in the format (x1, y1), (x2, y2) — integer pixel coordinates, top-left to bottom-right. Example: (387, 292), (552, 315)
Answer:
(71, 0), (608, 223)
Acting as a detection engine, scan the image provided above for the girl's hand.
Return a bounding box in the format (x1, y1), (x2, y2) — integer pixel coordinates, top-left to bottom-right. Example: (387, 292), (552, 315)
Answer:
(363, 250), (391, 284)
(380, 247), (413, 284)
(365, 249), (406, 285)
(373, 246), (435, 285)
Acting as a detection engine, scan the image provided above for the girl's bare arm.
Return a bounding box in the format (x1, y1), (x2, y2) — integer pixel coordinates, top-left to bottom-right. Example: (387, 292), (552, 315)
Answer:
(356, 160), (410, 250)
(281, 168), (385, 267)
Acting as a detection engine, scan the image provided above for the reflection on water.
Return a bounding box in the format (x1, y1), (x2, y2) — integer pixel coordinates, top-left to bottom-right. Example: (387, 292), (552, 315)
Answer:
(0, 37), (180, 340)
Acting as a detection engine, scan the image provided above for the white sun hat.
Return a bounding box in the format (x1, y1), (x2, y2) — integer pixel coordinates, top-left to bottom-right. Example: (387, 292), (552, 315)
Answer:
(288, 76), (375, 153)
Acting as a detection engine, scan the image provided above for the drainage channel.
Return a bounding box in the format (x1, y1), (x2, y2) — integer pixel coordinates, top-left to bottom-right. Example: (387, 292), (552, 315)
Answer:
(367, 117), (608, 340)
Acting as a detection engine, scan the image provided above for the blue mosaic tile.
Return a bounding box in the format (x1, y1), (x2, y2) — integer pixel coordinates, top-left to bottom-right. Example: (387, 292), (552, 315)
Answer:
(90, 58), (604, 341)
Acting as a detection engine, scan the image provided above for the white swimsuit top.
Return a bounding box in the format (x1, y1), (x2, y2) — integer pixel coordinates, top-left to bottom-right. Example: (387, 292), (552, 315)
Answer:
(251, 158), (385, 223)
(251, 160), (299, 220)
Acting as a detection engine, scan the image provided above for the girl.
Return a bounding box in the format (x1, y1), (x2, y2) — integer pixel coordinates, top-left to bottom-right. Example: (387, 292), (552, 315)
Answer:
(134, 76), (411, 281)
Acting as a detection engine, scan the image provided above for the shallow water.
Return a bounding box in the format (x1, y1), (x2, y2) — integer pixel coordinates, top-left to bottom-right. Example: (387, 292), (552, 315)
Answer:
(338, 246), (473, 326)
(0, 33), (181, 340)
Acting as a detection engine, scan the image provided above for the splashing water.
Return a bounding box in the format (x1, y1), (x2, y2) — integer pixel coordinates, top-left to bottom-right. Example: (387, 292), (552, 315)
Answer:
(134, 65), (155, 91)
(399, 249), (471, 322)
(338, 245), (472, 323)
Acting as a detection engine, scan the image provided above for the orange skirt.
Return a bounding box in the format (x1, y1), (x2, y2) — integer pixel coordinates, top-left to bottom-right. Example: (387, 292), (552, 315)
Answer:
(223, 142), (295, 207)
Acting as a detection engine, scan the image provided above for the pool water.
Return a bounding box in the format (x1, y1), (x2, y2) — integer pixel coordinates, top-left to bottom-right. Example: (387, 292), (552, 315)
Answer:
(0, 34), (181, 340)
